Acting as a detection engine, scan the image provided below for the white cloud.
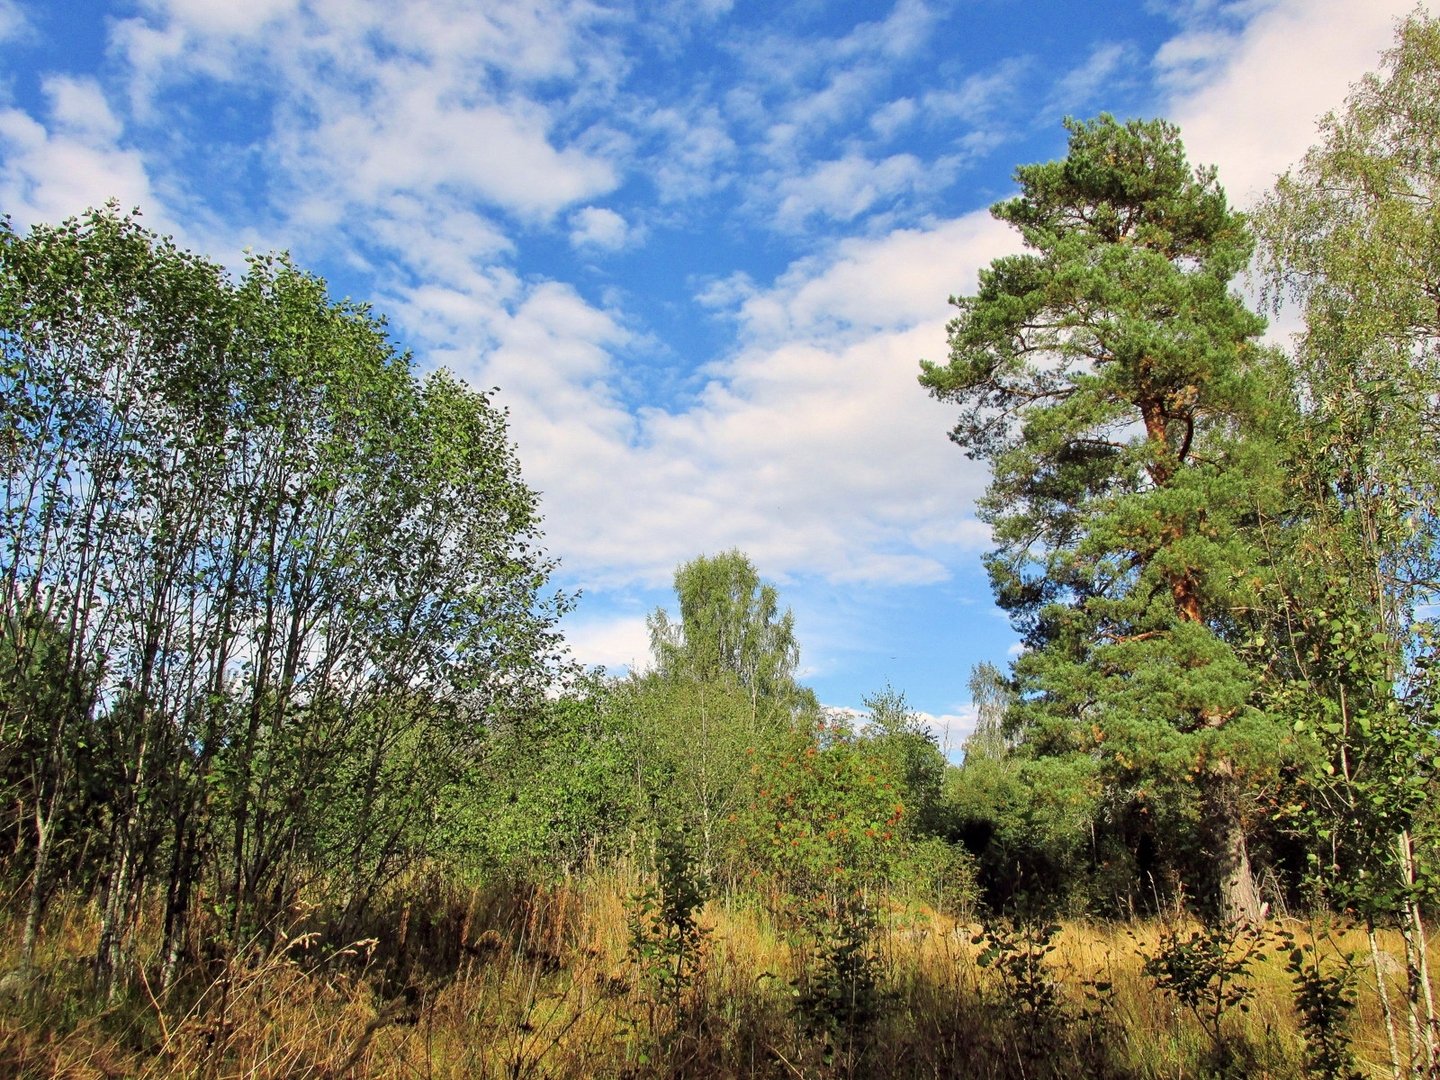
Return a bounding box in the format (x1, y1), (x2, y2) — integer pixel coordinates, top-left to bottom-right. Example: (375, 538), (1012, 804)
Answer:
(1153, 29), (1241, 93)
(0, 0), (29, 43)
(1164, 0), (1433, 205)
(921, 58), (1030, 123)
(281, 82), (617, 222)
(0, 81), (160, 229)
(370, 200), (1013, 592)
(569, 205), (632, 250)
(1048, 41), (1137, 112)
(643, 105), (738, 202)
(917, 706), (979, 758)
(870, 97), (917, 140)
(145, 0), (298, 37)
(561, 612), (654, 673)
(772, 153), (935, 229)
(733, 215), (1015, 343)
(525, 212), (1010, 587)
(841, 0), (938, 61)
(113, 0), (625, 227)
(44, 76), (124, 141)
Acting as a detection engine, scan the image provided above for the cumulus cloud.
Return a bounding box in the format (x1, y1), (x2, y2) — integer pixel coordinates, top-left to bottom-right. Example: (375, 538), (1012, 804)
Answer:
(569, 205), (632, 250)
(560, 612), (654, 674)
(0, 79), (159, 229)
(363, 193), (1009, 595)
(507, 211), (1009, 588)
(1163, 0), (1425, 204)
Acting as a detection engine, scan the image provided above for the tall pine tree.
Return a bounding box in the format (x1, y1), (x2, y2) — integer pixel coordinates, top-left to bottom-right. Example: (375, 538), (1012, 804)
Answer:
(921, 116), (1292, 921)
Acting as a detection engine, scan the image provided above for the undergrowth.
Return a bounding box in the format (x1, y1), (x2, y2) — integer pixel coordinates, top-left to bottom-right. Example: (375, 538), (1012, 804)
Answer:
(0, 867), (1432, 1079)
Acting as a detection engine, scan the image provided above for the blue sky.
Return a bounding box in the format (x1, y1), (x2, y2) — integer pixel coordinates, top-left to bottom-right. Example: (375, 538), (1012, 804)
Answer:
(0, 0), (1427, 752)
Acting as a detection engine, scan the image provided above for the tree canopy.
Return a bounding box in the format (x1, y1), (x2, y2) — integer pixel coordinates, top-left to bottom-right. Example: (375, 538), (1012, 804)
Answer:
(0, 206), (567, 988)
(647, 550), (805, 705)
(921, 115), (1292, 922)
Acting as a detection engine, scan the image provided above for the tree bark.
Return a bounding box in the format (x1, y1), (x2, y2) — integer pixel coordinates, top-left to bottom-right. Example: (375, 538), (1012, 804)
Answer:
(1207, 764), (1264, 925)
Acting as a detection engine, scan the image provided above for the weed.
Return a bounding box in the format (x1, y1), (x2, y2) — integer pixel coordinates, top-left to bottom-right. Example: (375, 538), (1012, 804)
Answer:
(1138, 918), (1266, 1071)
(1275, 928), (1364, 1080)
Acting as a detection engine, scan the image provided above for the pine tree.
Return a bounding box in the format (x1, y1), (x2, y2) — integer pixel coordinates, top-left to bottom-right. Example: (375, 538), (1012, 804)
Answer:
(921, 116), (1293, 922)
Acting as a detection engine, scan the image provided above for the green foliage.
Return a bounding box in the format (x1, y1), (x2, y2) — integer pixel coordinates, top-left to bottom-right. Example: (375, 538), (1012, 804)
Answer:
(860, 685), (946, 837)
(1274, 929), (1363, 1080)
(1139, 920), (1265, 1054)
(883, 835), (978, 919)
(446, 675), (640, 877)
(1271, 593), (1440, 915)
(1254, 20), (1440, 1071)
(740, 715), (908, 905)
(945, 749), (1113, 915)
(920, 114), (1292, 920)
(0, 206), (566, 989)
(648, 550), (809, 710)
(619, 672), (786, 877)
(1256, 12), (1440, 647)
(628, 552), (821, 877)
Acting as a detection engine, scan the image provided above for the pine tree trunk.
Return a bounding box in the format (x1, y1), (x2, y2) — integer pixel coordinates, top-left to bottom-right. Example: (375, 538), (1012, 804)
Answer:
(1216, 803), (1263, 926)
(1208, 763), (1263, 925)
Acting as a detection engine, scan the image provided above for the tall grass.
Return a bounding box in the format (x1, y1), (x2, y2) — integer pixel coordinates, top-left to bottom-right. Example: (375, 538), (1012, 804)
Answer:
(0, 866), (1432, 1078)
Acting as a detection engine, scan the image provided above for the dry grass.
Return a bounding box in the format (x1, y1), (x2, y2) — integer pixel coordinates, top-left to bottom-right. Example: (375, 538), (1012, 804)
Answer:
(1, 873), (1435, 1079)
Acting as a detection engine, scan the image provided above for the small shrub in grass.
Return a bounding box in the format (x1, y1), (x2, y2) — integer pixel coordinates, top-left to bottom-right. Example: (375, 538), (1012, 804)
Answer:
(791, 888), (884, 1072)
(627, 829), (710, 1032)
(1274, 928), (1363, 1080)
(972, 916), (1066, 1024)
(1138, 919), (1266, 1071)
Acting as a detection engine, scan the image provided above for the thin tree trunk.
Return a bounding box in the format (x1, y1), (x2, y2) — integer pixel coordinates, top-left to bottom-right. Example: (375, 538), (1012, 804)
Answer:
(97, 696), (154, 1001)
(1371, 922), (1406, 1080)
(1397, 830), (1439, 1076)
(19, 811), (51, 971)
(160, 811), (202, 995)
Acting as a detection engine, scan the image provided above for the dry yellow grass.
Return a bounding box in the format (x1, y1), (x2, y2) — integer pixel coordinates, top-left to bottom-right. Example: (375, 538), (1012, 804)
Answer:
(1, 873), (1435, 1079)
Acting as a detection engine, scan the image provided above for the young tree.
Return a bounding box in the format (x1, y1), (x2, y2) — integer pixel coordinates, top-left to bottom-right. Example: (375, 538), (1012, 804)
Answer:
(647, 550), (806, 708)
(920, 116), (1293, 922)
(0, 207), (567, 993)
(638, 551), (817, 873)
(1256, 13), (1440, 649)
(1256, 15), (1440, 1071)
(860, 685), (945, 837)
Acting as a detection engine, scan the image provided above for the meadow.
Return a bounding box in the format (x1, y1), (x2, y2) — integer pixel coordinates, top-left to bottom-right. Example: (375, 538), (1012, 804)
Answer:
(2, 864), (1430, 1079)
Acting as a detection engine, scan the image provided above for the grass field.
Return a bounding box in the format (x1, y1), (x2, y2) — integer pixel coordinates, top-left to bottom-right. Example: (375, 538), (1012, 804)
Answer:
(1, 867), (1434, 1079)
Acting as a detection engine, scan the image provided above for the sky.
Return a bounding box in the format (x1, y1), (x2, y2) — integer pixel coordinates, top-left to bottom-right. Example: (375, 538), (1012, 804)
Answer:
(0, 0), (1428, 753)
